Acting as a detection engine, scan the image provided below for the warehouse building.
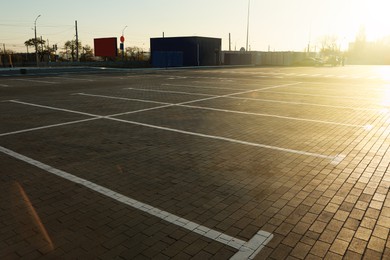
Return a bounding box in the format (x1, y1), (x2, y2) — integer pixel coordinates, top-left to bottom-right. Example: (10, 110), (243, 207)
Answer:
(150, 36), (221, 67)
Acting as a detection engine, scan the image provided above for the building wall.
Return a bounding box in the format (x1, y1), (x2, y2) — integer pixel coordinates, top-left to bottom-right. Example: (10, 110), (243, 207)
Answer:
(150, 37), (221, 67)
(222, 51), (314, 66)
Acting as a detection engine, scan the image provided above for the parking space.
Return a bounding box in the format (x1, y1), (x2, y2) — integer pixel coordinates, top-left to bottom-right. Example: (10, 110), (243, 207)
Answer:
(1, 66), (389, 259)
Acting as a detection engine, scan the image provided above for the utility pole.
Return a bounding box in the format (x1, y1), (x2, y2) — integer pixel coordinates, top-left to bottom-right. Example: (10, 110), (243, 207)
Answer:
(75, 20), (79, 62)
(40, 36), (44, 53)
(3, 44), (6, 66)
(34, 15), (41, 66)
(121, 25), (127, 61)
(246, 0), (250, 52)
(229, 33), (231, 51)
(47, 39), (50, 62)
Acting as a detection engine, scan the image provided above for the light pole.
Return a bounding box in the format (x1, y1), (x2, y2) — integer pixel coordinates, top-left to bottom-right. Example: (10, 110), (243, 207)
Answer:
(121, 25), (127, 60)
(246, 0), (250, 52)
(34, 15), (41, 66)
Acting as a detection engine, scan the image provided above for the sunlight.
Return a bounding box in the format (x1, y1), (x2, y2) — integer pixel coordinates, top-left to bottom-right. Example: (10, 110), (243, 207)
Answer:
(380, 84), (390, 108)
(15, 182), (55, 251)
(378, 68), (390, 82)
(351, 0), (390, 42)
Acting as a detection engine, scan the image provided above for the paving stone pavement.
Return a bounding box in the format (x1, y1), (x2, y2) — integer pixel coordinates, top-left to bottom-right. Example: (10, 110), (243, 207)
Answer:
(0, 66), (389, 259)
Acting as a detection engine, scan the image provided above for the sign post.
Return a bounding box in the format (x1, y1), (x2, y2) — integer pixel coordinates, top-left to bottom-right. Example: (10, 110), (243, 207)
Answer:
(120, 36), (125, 60)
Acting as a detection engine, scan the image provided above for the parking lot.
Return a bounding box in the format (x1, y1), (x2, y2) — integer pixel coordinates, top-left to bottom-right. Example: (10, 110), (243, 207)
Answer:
(1, 66), (389, 259)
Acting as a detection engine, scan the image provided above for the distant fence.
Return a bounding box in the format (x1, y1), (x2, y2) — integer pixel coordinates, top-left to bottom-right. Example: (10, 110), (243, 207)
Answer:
(0, 53), (151, 68)
(4, 51), (316, 68)
(222, 51), (314, 66)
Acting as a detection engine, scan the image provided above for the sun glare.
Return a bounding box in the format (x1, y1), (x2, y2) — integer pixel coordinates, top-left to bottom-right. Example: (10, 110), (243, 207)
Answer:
(377, 67), (390, 82)
(354, 0), (390, 41)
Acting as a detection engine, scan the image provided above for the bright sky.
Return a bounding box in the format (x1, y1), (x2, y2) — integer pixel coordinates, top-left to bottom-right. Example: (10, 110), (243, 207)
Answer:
(1, 0), (389, 52)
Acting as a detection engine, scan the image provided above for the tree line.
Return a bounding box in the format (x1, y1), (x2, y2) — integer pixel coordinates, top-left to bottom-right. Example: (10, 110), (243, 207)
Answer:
(23, 38), (148, 62)
(24, 38), (93, 62)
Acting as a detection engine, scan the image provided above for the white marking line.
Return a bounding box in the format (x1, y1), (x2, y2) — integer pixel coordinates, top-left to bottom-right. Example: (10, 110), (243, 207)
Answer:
(78, 93), (368, 128)
(76, 93), (169, 106)
(191, 80), (268, 87)
(126, 86), (380, 112)
(9, 100), (103, 118)
(330, 154), (346, 165)
(0, 145), (273, 259)
(45, 76), (94, 82)
(169, 105), (366, 128)
(74, 93), (185, 117)
(11, 79), (58, 84)
(260, 90), (379, 101)
(0, 118), (99, 137)
(228, 95), (380, 112)
(110, 104), (176, 117)
(125, 82), (300, 105)
(0, 84), (10, 87)
(127, 82), (299, 99)
(255, 75), (268, 78)
(110, 117), (338, 160)
(8, 99), (341, 162)
(162, 83), (243, 91)
(127, 87), (214, 97)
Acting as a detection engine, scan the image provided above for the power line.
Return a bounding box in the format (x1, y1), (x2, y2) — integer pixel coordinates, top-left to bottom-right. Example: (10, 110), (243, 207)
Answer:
(0, 23), (73, 28)
(0, 24), (30, 27)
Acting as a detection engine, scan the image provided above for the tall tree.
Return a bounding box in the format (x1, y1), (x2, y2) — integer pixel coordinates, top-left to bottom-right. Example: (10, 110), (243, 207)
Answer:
(319, 35), (339, 57)
(63, 40), (82, 61)
(25, 38), (46, 52)
(25, 38), (46, 61)
(80, 45), (94, 61)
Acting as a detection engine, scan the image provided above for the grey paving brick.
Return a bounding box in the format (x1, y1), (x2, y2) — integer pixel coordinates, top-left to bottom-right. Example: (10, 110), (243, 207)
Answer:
(1, 67), (389, 259)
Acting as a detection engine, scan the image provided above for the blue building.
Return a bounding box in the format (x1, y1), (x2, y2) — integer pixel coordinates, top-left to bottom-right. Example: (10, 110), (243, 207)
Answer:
(150, 36), (221, 67)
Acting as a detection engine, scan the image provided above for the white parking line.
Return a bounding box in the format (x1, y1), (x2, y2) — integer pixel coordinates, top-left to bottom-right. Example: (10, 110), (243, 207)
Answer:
(108, 117), (339, 160)
(127, 82), (299, 98)
(45, 76), (95, 82)
(2, 82), (299, 136)
(124, 86), (380, 112)
(7, 100), (342, 163)
(162, 83), (243, 91)
(9, 100), (103, 118)
(0, 145), (273, 259)
(127, 87), (214, 97)
(0, 118), (99, 137)
(260, 90), (379, 101)
(227, 96), (380, 112)
(77, 93), (369, 128)
(11, 79), (58, 84)
(75, 93), (169, 106)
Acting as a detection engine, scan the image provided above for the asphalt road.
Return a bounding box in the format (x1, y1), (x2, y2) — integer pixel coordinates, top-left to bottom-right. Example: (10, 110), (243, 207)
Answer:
(1, 65), (389, 259)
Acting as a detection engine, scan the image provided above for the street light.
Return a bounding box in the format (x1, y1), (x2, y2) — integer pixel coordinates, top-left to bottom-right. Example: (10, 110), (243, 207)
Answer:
(34, 15), (41, 66)
(246, 0), (250, 52)
(122, 25), (128, 36)
(121, 26), (128, 60)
